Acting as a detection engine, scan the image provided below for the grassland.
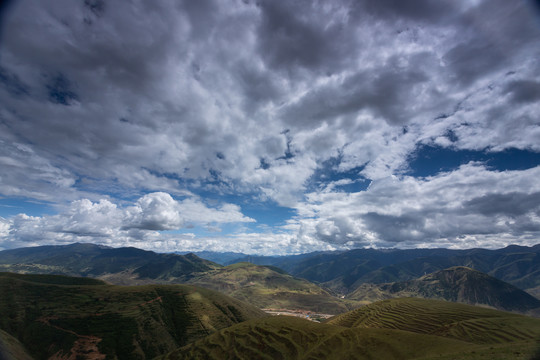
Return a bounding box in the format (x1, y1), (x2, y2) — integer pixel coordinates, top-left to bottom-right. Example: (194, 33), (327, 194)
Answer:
(328, 298), (540, 343)
(0, 272), (266, 359)
(160, 298), (540, 360)
(187, 262), (361, 314)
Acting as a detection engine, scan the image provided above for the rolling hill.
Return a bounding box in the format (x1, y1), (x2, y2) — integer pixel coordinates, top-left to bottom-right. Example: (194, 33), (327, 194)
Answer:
(0, 244), (363, 315)
(327, 297), (540, 344)
(347, 267), (540, 313)
(160, 298), (540, 360)
(0, 272), (266, 359)
(186, 262), (360, 314)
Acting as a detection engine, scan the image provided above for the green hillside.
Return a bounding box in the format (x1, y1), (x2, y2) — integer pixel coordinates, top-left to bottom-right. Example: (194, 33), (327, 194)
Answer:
(160, 298), (540, 360)
(187, 262), (360, 314)
(328, 298), (540, 344)
(347, 267), (540, 313)
(158, 316), (477, 360)
(0, 272), (266, 359)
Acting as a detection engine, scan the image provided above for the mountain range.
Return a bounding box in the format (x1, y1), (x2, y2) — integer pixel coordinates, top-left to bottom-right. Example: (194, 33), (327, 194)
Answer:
(2, 243), (540, 315)
(347, 266), (540, 313)
(2, 243), (540, 358)
(0, 243), (356, 314)
(219, 245), (540, 295)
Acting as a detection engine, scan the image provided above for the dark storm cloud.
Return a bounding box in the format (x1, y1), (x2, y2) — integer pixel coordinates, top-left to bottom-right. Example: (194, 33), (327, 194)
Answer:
(83, 0), (105, 18)
(281, 53), (434, 127)
(353, 0), (454, 23)
(256, 0), (354, 73)
(0, 66), (29, 97)
(362, 212), (427, 243)
(464, 192), (540, 217)
(46, 73), (79, 105)
(442, 40), (506, 87)
(180, 0), (219, 39)
(442, 0), (540, 86)
(504, 80), (540, 104)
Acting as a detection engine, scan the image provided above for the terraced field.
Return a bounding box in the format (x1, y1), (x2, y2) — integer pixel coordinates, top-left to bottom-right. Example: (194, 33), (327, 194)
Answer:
(160, 298), (540, 360)
(327, 297), (540, 344)
(158, 316), (478, 360)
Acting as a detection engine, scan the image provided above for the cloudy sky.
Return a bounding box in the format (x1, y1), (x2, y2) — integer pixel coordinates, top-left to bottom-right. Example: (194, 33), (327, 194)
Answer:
(0, 0), (539, 255)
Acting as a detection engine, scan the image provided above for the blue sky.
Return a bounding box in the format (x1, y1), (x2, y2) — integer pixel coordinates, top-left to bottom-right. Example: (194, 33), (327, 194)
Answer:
(0, 0), (540, 254)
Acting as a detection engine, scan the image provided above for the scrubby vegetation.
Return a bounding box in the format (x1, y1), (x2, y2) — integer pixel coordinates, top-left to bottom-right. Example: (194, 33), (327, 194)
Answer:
(186, 262), (361, 314)
(160, 298), (540, 360)
(0, 272), (266, 359)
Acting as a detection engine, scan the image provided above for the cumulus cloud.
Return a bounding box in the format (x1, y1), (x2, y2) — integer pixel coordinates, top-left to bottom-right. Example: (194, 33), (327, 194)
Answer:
(291, 164), (540, 249)
(0, 0), (539, 253)
(0, 192), (255, 250)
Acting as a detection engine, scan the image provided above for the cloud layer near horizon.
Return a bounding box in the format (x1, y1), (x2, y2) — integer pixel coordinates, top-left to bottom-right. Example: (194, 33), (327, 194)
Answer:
(0, 0), (539, 254)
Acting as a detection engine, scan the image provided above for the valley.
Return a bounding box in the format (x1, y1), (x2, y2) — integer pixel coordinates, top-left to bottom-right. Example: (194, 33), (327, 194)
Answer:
(2, 243), (540, 359)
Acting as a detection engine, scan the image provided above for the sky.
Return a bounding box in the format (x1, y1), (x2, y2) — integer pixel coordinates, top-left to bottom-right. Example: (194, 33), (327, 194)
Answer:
(0, 0), (540, 255)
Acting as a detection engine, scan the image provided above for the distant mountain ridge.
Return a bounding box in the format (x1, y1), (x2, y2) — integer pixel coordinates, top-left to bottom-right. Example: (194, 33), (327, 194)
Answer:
(222, 244), (540, 294)
(0, 244), (356, 314)
(347, 266), (540, 313)
(0, 242), (220, 283)
(3, 242), (540, 313)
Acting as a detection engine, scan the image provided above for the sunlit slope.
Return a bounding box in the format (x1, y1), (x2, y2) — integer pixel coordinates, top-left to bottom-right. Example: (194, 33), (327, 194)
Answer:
(327, 297), (540, 344)
(0, 272), (266, 359)
(158, 316), (478, 360)
(187, 262), (360, 314)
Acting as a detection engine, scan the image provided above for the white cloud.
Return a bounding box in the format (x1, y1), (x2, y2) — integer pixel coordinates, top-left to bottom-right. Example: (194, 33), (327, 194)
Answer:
(0, 0), (539, 253)
(0, 192), (255, 250)
(291, 164), (540, 249)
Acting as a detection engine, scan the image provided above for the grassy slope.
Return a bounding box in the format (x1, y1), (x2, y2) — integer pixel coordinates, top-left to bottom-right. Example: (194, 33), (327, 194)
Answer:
(161, 298), (540, 360)
(187, 262), (361, 314)
(0, 272), (266, 359)
(328, 298), (540, 344)
(158, 316), (476, 360)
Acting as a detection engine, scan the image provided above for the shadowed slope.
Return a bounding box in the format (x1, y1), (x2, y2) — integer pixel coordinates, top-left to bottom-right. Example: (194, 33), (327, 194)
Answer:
(347, 267), (540, 313)
(0, 272), (266, 359)
(0, 329), (33, 360)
